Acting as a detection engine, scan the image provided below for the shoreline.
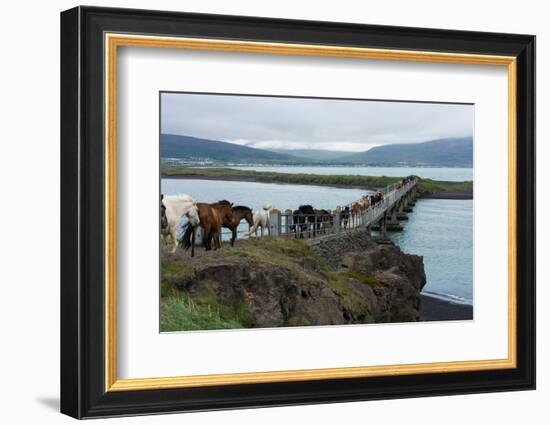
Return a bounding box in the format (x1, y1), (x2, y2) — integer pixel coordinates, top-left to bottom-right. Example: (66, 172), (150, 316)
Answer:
(421, 191), (473, 200)
(162, 174), (473, 200)
(420, 294), (473, 321)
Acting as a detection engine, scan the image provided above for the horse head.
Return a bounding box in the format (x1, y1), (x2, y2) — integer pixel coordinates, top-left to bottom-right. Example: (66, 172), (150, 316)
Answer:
(185, 203), (200, 227)
(244, 208), (254, 227)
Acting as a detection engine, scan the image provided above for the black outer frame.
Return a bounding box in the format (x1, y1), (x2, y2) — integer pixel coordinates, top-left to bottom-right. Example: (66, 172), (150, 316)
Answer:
(60, 6), (535, 419)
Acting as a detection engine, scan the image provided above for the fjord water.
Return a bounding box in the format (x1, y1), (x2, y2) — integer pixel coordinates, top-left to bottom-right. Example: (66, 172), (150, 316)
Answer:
(232, 165), (473, 182)
(389, 199), (473, 304)
(162, 178), (368, 211)
(162, 168), (473, 306)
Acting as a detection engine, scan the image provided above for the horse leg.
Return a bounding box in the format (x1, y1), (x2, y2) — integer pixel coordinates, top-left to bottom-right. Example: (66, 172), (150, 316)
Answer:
(191, 226), (196, 257)
(204, 227), (211, 251)
(218, 230), (222, 248)
(170, 226), (178, 253)
(231, 227), (236, 246)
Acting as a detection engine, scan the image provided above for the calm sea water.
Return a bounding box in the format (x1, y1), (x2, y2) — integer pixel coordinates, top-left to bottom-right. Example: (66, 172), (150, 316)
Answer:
(232, 165), (473, 182)
(162, 171), (473, 306)
(390, 199), (473, 304)
(162, 178), (368, 211)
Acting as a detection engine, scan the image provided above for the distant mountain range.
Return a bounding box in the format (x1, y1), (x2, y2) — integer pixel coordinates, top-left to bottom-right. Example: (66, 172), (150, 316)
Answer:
(161, 134), (295, 163)
(337, 137), (473, 167)
(161, 134), (473, 167)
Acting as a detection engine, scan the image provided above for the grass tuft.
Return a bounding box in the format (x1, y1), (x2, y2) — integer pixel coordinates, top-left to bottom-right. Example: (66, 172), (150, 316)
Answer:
(160, 295), (245, 332)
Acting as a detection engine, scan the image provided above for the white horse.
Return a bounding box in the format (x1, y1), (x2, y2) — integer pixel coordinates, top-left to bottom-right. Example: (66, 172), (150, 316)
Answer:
(245, 204), (272, 239)
(162, 194), (200, 253)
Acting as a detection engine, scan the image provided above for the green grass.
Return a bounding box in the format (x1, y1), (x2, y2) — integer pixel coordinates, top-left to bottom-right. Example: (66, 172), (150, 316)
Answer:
(327, 271), (374, 317)
(162, 167), (472, 195)
(160, 295), (245, 332)
(162, 167), (400, 188)
(159, 238), (328, 331)
(230, 237), (330, 274)
(340, 270), (378, 286)
(415, 178), (473, 194)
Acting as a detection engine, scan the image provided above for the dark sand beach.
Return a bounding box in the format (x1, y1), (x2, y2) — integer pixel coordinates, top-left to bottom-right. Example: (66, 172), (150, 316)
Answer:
(420, 294), (473, 321)
(422, 191), (473, 200)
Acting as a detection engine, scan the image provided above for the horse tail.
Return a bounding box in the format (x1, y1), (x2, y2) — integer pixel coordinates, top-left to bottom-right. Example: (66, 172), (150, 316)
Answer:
(181, 223), (193, 250)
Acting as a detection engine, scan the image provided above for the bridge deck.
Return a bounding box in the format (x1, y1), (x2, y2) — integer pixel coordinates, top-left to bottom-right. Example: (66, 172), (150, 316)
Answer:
(264, 179), (417, 240)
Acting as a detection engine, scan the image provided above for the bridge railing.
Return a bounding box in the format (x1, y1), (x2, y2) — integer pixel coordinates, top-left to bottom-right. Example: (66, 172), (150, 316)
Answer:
(265, 179), (416, 240)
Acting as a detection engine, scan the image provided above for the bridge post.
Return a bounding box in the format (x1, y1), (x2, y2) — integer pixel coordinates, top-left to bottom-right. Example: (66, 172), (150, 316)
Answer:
(270, 209), (281, 237)
(386, 205), (403, 231)
(284, 209), (293, 237)
(380, 212), (387, 238)
(408, 190), (416, 206)
(333, 207), (341, 234)
(397, 198), (408, 220)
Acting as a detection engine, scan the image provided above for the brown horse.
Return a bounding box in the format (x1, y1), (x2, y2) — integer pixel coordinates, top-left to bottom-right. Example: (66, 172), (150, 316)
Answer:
(209, 201), (255, 246)
(209, 200), (235, 248)
(182, 202), (224, 257)
(227, 205), (254, 246)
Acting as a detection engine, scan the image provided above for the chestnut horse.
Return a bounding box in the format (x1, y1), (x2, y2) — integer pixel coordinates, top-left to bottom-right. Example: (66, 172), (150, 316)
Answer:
(220, 204), (254, 246)
(181, 201), (233, 256)
(209, 200), (236, 248)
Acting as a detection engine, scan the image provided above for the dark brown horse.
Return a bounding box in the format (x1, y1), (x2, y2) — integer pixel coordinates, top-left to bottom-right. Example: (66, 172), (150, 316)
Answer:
(205, 200), (254, 247)
(369, 191), (384, 207)
(226, 205), (254, 246)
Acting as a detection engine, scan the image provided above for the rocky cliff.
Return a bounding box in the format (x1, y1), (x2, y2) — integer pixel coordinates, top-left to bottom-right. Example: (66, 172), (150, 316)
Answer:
(161, 231), (426, 331)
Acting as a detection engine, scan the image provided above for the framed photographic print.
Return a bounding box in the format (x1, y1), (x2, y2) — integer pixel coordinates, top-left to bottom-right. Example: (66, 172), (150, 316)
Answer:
(60, 6), (535, 419)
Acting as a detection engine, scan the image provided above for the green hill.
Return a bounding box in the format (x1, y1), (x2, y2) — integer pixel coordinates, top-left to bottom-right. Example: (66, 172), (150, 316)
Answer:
(339, 137), (473, 167)
(161, 134), (298, 164)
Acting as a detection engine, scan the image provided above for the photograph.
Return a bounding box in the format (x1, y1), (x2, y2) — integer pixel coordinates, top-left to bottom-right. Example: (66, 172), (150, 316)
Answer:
(159, 92), (474, 332)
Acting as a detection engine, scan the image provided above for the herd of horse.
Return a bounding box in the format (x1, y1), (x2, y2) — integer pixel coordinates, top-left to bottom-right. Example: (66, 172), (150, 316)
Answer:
(161, 194), (277, 257)
(160, 176), (415, 257)
(160, 193), (381, 257)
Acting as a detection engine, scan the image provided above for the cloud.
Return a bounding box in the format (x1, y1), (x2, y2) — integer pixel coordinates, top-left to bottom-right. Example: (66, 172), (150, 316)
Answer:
(161, 92), (473, 152)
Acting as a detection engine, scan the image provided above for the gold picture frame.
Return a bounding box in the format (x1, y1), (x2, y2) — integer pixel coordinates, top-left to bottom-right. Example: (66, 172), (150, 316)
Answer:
(104, 34), (517, 392)
(61, 6), (535, 419)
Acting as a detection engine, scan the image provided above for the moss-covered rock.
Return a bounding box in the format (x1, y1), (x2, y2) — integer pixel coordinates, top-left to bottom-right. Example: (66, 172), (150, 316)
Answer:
(161, 231), (426, 331)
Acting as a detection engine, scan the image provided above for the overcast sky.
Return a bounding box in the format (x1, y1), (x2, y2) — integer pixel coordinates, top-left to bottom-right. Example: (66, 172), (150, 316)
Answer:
(161, 92), (473, 152)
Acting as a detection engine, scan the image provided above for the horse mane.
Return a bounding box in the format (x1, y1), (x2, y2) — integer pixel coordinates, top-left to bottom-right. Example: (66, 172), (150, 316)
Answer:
(164, 194), (194, 201)
(215, 200), (232, 205)
(232, 205), (252, 212)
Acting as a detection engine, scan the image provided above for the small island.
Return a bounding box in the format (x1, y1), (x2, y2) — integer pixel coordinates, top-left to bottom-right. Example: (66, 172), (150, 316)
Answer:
(162, 167), (473, 200)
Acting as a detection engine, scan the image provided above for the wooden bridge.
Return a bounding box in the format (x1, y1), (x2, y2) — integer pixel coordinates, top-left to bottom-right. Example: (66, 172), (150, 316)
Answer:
(260, 178), (418, 241)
